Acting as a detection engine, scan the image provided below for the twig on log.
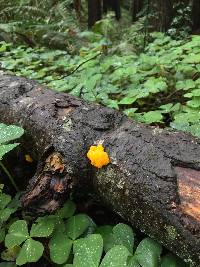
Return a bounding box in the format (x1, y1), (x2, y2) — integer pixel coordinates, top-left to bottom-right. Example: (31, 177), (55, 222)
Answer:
(60, 52), (102, 79)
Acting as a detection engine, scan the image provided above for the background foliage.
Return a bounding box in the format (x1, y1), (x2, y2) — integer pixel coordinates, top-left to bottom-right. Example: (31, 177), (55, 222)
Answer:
(1, 31), (200, 137)
(0, 1), (199, 138)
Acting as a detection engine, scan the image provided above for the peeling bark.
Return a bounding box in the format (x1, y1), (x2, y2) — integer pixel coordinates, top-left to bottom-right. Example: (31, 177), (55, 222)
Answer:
(0, 74), (199, 266)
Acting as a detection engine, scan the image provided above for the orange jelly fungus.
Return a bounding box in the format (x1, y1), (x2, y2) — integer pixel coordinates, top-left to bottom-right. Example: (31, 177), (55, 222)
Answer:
(87, 144), (110, 168)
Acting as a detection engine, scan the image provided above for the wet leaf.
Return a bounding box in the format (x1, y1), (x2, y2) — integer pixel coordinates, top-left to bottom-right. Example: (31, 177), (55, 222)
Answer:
(49, 231), (72, 264)
(0, 207), (16, 223)
(113, 223), (134, 253)
(0, 193), (11, 210)
(56, 200), (76, 219)
(66, 214), (91, 240)
(30, 216), (55, 237)
(0, 124), (24, 145)
(134, 238), (162, 267)
(0, 143), (19, 160)
(100, 245), (131, 267)
(1, 246), (20, 261)
(16, 238), (44, 265)
(5, 220), (29, 248)
(73, 234), (103, 267)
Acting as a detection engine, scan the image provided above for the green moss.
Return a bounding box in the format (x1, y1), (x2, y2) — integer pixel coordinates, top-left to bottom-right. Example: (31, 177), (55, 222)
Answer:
(165, 225), (177, 240)
(98, 166), (117, 183)
(63, 118), (72, 132)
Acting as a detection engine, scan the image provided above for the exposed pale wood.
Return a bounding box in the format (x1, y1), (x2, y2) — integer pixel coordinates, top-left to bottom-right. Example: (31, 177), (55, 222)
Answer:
(176, 167), (200, 221)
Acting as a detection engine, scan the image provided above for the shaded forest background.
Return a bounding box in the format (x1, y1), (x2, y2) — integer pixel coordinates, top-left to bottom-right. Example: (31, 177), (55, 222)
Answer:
(0, 0), (200, 138)
(0, 0), (200, 48)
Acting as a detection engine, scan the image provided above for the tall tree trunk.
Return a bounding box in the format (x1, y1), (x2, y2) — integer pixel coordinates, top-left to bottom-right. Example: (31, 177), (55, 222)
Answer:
(103, 0), (121, 20)
(0, 74), (200, 266)
(192, 0), (200, 32)
(73, 0), (82, 22)
(88, 0), (102, 28)
(132, 0), (144, 22)
(150, 0), (173, 31)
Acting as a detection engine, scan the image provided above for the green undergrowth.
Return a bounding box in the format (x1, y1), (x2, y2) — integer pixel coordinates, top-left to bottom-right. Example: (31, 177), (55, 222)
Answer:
(0, 32), (200, 137)
(0, 192), (189, 267)
(0, 191), (188, 267)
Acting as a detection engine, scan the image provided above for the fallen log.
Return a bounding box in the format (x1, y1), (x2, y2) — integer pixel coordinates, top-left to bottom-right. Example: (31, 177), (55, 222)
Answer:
(0, 73), (199, 266)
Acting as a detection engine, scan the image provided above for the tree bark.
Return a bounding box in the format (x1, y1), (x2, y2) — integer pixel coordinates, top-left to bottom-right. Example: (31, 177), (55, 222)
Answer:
(0, 74), (199, 266)
(150, 0), (173, 31)
(88, 0), (102, 28)
(192, 0), (200, 32)
(73, 0), (82, 22)
(103, 0), (121, 20)
(132, 0), (144, 22)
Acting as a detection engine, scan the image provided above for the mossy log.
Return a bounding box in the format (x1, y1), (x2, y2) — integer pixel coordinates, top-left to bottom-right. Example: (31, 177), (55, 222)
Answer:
(0, 74), (199, 266)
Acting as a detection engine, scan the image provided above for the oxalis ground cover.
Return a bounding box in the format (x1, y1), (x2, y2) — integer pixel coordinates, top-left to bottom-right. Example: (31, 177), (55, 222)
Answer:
(0, 28), (199, 267)
(0, 33), (200, 137)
